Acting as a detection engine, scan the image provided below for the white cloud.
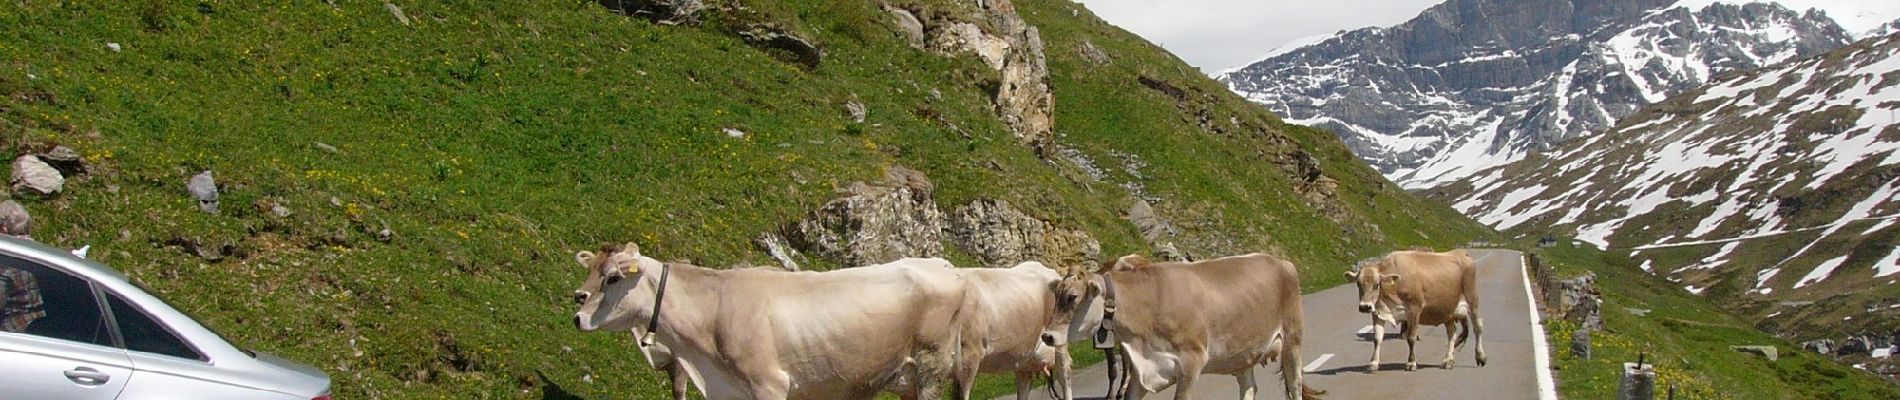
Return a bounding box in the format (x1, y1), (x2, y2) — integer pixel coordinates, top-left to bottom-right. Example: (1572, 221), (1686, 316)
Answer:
(1075, 0), (1443, 73)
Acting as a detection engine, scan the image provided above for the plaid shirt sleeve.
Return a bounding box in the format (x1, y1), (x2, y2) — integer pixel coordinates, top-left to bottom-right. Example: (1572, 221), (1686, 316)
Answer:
(1, 266), (45, 333)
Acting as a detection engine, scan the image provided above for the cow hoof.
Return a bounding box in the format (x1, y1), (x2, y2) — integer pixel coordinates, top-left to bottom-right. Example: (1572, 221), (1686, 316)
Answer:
(1478, 357), (1488, 367)
(1441, 361), (1454, 369)
(1405, 362), (1417, 371)
(1366, 363), (1379, 372)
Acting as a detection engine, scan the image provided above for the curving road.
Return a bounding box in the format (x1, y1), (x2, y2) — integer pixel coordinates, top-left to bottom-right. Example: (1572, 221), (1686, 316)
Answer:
(1005, 249), (1554, 400)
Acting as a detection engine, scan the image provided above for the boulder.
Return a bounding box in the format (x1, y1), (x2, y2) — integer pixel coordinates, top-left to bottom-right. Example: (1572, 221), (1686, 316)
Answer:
(596, 0), (704, 24)
(1079, 39), (1110, 65)
(1126, 199), (1173, 241)
(1153, 242), (1188, 262)
(883, 6), (926, 49)
(1731, 345), (1779, 361)
(39, 146), (84, 175)
(0, 200), (29, 238)
(945, 198), (1099, 270)
(784, 166), (945, 267)
(1801, 339), (1834, 354)
(1840, 336), (1873, 356)
(738, 25), (823, 69)
(188, 170), (219, 213)
(1558, 272), (1603, 331)
(10, 155), (63, 196)
(845, 100), (867, 123)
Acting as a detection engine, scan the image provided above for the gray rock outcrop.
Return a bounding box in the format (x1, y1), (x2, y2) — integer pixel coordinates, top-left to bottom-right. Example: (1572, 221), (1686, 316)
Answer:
(784, 166), (946, 267)
(1802, 339), (1835, 354)
(1559, 273), (1603, 331)
(1731, 345), (1779, 361)
(10, 155), (63, 196)
(597, 0), (703, 24)
(946, 198), (1099, 270)
(911, 0), (1054, 155)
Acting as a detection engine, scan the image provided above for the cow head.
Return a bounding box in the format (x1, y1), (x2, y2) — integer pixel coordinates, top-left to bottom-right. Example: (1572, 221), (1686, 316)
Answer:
(572, 242), (665, 333)
(1042, 262), (1108, 349)
(1345, 260), (1400, 314)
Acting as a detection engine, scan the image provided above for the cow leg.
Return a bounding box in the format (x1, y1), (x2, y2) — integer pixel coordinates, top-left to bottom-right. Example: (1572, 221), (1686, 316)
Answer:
(1404, 318), (1420, 371)
(1015, 370), (1035, 400)
(1440, 323), (1458, 369)
(1474, 317), (1488, 367)
(1233, 370), (1257, 400)
(1366, 320), (1384, 372)
(666, 361), (689, 400)
(1172, 352), (1205, 400)
(1278, 334), (1309, 400)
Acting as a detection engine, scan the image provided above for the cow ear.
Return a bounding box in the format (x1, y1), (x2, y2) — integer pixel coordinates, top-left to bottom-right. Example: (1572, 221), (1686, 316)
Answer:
(1382, 274), (1401, 285)
(623, 242), (642, 258)
(1114, 254), (1150, 271)
(575, 251), (597, 268)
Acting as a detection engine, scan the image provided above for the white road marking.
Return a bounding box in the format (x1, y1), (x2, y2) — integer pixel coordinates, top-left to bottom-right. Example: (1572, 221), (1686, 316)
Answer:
(1521, 252), (1560, 400)
(1357, 325), (1374, 334)
(1303, 353), (1335, 373)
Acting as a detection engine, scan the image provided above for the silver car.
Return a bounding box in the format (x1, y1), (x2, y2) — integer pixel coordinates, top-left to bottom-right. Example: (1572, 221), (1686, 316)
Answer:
(0, 236), (331, 400)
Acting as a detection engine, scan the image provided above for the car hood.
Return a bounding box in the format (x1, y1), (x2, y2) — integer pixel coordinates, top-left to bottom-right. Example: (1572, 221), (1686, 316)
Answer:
(250, 351), (331, 396)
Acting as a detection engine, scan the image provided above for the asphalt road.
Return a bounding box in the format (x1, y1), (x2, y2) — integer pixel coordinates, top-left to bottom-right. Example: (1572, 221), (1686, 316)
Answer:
(1005, 249), (1551, 400)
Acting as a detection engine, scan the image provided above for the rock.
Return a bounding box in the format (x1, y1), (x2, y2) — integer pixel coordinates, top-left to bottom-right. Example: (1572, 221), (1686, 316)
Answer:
(993, 23), (1054, 154)
(39, 146), (84, 174)
(1558, 272), (1604, 331)
(0, 200), (30, 238)
(722, 127), (746, 139)
(1802, 339), (1835, 354)
(738, 25), (823, 69)
(272, 204), (293, 218)
(10, 155), (63, 196)
(945, 198), (1099, 270)
(1731, 345), (1779, 361)
(754, 233), (805, 271)
(1841, 336), (1873, 356)
(376, 226), (393, 242)
(1153, 242), (1188, 262)
(845, 101), (867, 123)
(783, 166), (946, 267)
(384, 2), (410, 26)
(315, 142), (339, 154)
(1079, 39), (1110, 65)
(188, 170), (219, 213)
(597, 0), (704, 24)
(106, 42), (121, 52)
(1126, 199), (1173, 241)
(1571, 327), (1592, 360)
(1624, 308), (1650, 317)
(883, 6), (926, 49)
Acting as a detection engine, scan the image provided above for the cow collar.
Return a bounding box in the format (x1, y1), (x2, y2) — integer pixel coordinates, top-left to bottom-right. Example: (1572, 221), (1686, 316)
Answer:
(1093, 274), (1119, 350)
(639, 263), (672, 348)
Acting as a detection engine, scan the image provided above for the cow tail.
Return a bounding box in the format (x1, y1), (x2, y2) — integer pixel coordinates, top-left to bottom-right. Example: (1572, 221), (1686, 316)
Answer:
(1280, 260), (1325, 399)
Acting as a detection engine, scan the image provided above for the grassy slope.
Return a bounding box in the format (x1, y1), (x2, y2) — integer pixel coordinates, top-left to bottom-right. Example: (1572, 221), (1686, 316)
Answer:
(0, 1), (1491, 398)
(1535, 241), (1900, 399)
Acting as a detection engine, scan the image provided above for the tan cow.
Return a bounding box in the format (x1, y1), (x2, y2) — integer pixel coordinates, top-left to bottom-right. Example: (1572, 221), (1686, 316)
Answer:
(950, 261), (1075, 400)
(1344, 249), (1486, 372)
(1045, 254), (1323, 400)
(571, 242), (972, 400)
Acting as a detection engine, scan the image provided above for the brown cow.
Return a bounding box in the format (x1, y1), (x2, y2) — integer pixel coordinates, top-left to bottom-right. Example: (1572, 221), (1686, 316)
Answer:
(1344, 250), (1486, 372)
(1045, 254), (1322, 400)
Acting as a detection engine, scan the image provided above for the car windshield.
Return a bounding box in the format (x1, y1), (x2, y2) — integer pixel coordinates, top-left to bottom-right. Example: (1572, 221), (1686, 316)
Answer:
(123, 278), (256, 358)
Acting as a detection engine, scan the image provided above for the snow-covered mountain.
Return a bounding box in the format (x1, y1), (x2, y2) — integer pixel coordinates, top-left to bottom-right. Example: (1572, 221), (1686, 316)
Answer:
(1219, 0), (1856, 189)
(1431, 33), (1900, 336)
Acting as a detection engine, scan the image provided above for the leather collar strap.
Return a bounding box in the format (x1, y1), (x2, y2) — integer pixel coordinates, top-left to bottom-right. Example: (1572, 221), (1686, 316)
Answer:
(640, 263), (671, 347)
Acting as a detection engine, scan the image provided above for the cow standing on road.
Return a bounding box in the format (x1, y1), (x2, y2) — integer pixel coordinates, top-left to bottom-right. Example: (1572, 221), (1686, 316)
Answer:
(571, 242), (973, 400)
(1345, 249), (1487, 372)
(952, 261), (1075, 400)
(1044, 254), (1323, 400)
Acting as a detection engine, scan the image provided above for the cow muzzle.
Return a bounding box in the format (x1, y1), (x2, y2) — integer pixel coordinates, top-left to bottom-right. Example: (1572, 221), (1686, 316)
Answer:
(1041, 333), (1059, 347)
(1358, 303), (1373, 313)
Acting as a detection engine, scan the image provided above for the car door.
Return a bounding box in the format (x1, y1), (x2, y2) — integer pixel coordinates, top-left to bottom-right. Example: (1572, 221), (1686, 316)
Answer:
(0, 254), (133, 400)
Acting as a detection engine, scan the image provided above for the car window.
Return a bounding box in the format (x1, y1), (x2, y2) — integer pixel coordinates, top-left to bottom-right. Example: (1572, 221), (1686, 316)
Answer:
(0, 254), (112, 346)
(106, 291), (203, 361)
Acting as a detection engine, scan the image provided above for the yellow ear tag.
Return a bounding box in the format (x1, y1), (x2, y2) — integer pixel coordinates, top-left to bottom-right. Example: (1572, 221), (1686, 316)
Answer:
(625, 262), (641, 274)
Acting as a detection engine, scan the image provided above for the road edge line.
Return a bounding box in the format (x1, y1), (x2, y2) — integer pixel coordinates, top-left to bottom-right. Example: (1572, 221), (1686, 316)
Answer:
(1520, 252), (1559, 400)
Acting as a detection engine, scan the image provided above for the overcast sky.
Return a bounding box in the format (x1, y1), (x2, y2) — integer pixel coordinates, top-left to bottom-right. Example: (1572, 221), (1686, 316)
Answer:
(1074, 0), (1446, 74)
